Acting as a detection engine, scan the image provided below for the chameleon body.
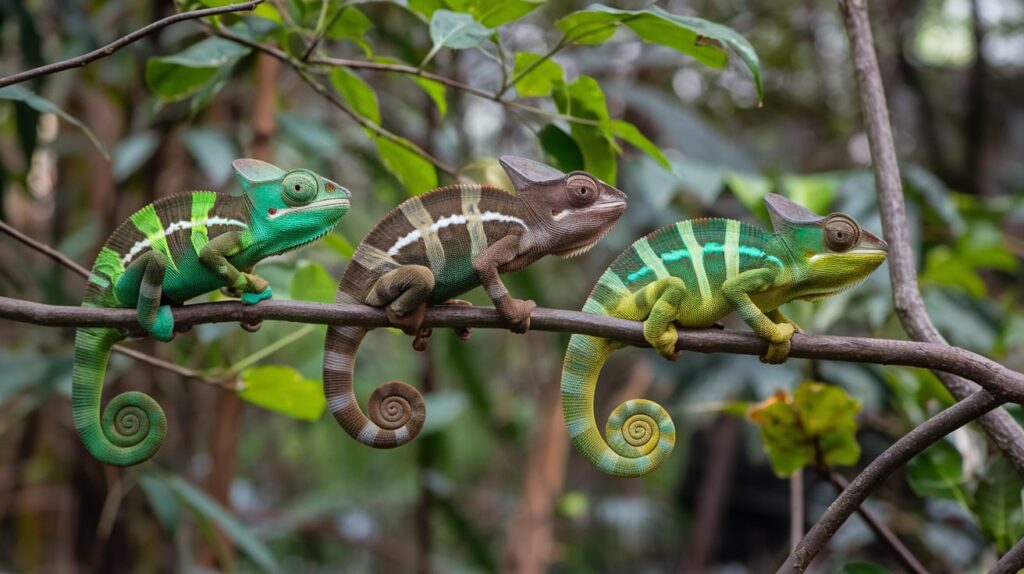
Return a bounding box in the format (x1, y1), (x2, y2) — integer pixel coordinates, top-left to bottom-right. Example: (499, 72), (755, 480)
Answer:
(324, 156), (627, 448)
(75, 159), (350, 466)
(562, 194), (887, 477)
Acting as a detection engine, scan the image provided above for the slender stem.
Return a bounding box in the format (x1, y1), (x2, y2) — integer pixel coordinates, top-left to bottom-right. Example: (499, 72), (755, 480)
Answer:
(0, 219), (88, 278)
(837, 0), (1024, 476)
(0, 0), (263, 88)
(300, 0), (332, 61)
(497, 36), (569, 98)
(226, 324), (315, 376)
(780, 391), (1001, 572)
(825, 470), (929, 574)
(992, 535), (1024, 573)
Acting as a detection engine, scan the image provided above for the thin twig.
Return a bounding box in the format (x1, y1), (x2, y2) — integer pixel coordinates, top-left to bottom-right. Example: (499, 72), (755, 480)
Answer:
(790, 470), (804, 553)
(0, 0), (263, 88)
(0, 220), (89, 278)
(780, 391), (1002, 572)
(992, 536), (1024, 573)
(836, 0), (1024, 476)
(825, 470), (929, 574)
(3, 296), (1024, 403)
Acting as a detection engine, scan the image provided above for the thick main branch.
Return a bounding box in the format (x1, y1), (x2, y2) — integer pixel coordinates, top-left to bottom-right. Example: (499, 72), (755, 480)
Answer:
(2, 296), (1023, 404)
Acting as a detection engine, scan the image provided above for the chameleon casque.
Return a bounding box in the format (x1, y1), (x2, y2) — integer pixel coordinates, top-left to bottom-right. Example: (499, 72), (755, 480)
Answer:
(323, 156), (627, 449)
(562, 193), (888, 477)
(75, 159), (350, 466)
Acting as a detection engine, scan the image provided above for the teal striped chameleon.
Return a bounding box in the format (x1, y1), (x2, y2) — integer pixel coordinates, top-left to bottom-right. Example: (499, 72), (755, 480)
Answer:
(75, 159), (350, 466)
(562, 193), (888, 477)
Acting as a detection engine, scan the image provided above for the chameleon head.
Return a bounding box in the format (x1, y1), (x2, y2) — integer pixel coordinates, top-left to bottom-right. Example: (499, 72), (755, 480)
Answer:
(499, 156), (627, 258)
(765, 193), (887, 301)
(232, 159), (351, 255)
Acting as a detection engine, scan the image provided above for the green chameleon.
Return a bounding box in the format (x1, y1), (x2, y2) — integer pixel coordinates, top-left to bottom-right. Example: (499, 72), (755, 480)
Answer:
(323, 156), (627, 448)
(75, 159), (350, 466)
(562, 193), (887, 477)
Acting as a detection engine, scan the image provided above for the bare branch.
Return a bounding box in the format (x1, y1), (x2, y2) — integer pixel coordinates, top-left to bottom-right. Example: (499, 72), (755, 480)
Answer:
(2, 296), (1024, 404)
(0, 1), (264, 89)
(992, 536), (1024, 573)
(780, 391), (1002, 572)
(824, 470), (929, 574)
(837, 0), (1024, 479)
(0, 220), (89, 278)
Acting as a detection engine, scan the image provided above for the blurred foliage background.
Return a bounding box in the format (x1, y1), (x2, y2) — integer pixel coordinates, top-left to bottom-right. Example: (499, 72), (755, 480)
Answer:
(2, 0), (1024, 572)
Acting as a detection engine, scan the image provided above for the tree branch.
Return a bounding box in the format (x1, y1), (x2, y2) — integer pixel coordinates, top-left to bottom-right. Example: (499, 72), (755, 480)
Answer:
(824, 470), (929, 574)
(0, 0), (264, 89)
(3, 296), (1024, 403)
(836, 0), (1024, 478)
(780, 390), (1001, 572)
(992, 536), (1024, 574)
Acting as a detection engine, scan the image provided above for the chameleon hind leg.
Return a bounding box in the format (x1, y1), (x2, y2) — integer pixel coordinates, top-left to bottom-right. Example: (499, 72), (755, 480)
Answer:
(115, 251), (174, 342)
(617, 277), (688, 361)
(723, 268), (795, 364)
(367, 265), (435, 351)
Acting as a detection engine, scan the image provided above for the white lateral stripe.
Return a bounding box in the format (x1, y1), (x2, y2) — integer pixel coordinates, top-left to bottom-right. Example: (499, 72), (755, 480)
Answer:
(725, 220), (741, 279)
(634, 239), (670, 280)
(122, 217), (247, 266)
(386, 211), (527, 256)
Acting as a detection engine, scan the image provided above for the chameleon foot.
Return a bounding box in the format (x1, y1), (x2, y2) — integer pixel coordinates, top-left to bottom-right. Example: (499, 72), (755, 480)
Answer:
(502, 298), (536, 334)
(151, 305), (175, 342)
(412, 327), (432, 352)
(241, 320), (263, 332)
(241, 286), (273, 305)
(442, 299), (473, 340)
(759, 323), (795, 364)
(386, 303), (427, 337)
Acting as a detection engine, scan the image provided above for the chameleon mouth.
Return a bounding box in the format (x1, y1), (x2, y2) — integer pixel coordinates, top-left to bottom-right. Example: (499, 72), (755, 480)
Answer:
(268, 198), (350, 220)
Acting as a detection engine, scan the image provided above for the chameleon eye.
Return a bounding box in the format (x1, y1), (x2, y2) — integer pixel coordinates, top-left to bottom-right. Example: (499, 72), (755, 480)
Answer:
(281, 172), (318, 206)
(823, 213), (861, 252)
(566, 174), (598, 207)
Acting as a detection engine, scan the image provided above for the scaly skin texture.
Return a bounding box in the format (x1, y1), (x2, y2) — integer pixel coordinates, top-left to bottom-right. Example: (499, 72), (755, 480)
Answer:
(75, 159), (350, 466)
(324, 156), (627, 449)
(562, 194), (888, 477)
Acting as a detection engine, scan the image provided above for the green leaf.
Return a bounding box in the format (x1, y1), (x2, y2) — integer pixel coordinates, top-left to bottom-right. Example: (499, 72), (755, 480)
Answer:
(725, 171), (772, 221)
(376, 137), (438, 195)
(840, 562), (893, 574)
(414, 77), (448, 118)
(473, 0), (544, 27)
(975, 456), (1024, 553)
(921, 246), (988, 298)
(289, 262), (335, 303)
(556, 4), (763, 101)
(907, 440), (971, 506)
(326, 5), (373, 43)
(239, 365), (327, 421)
(794, 382), (861, 468)
(609, 119), (670, 169)
(429, 10), (492, 50)
(0, 85), (108, 158)
(329, 68), (380, 124)
(154, 472), (279, 572)
(145, 37), (249, 102)
(747, 391), (815, 477)
(553, 76), (616, 184)
(780, 174), (838, 215)
(538, 124), (584, 173)
(322, 233), (355, 259)
(512, 52), (564, 97)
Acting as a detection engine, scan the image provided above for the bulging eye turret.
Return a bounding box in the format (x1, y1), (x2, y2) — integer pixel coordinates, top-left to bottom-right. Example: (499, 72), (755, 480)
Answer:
(566, 173), (598, 207)
(282, 172), (318, 205)
(823, 213), (861, 252)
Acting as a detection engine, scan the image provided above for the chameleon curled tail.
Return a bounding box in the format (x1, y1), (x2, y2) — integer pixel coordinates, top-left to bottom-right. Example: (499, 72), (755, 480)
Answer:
(322, 293), (426, 448)
(561, 333), (676, 478)
(72, 328), (167, 466)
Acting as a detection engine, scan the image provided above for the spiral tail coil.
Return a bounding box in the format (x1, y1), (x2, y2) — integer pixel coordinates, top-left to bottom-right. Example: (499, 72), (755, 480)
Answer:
(323, 324), (426, 448)
(561, 334), (676, 478)
(72, 328), (167, 466)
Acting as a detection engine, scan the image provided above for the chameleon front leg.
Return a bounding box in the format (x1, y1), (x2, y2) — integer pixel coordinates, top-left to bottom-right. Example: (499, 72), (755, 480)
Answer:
(199, 231), (272, 304)
(115, 251), (174, 342)
(472, 233), (535, 333)
(722, 268), (794, 364)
